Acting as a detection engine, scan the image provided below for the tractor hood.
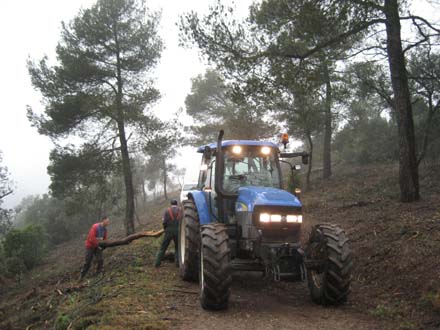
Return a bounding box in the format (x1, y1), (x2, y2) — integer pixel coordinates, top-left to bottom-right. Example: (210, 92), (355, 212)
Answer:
(236, 186), (301, 213)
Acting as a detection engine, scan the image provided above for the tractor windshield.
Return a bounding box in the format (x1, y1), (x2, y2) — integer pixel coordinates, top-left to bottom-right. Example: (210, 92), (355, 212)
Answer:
(222, 146), (281, 193)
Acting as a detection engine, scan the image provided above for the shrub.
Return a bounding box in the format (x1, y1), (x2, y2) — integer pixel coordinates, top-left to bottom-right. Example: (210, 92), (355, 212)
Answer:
(334, 117), (398, 164)
(2, 225), (48, 272)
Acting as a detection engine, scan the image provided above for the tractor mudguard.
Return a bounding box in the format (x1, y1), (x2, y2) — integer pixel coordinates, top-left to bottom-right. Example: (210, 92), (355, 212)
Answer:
(188, 191), (213, 225)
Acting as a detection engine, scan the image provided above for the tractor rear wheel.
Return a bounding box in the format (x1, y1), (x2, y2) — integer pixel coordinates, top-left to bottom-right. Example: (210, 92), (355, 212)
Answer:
(178, 199), (200, 281)
(199, 223), (231, 310)
(305, 224), (352, 306)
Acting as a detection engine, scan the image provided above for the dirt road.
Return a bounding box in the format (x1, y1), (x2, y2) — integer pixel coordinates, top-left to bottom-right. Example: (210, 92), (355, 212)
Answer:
(170, 269), (393, 330)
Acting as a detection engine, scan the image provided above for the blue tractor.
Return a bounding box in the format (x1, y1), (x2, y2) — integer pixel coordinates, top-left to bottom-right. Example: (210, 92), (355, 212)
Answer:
(178, 131), (352, 310)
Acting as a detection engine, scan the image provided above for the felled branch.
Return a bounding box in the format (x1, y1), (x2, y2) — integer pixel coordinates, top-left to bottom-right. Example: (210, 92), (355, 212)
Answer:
(99, 229), (164, 248)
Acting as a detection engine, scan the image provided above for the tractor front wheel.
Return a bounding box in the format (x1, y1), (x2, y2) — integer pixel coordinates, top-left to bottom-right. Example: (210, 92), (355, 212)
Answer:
(305, 224), (353, 306)
(199, 223), (231, 310)
(178, 199), (200, 281)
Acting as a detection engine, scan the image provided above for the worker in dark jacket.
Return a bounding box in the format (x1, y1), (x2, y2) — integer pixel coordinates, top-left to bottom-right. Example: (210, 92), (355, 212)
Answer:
(155, 199), (182, 267)
(79, 216), (110, 280)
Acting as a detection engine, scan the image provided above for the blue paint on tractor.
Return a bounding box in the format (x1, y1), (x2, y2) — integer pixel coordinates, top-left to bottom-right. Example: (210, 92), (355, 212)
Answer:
(236, 186), (301, 212)
(197, 140), (279, 153)
(188, 190), (213, 225)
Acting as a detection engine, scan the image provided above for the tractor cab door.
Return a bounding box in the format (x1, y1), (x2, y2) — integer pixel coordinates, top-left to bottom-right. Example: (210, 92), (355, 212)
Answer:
(205, 159), (235, 224)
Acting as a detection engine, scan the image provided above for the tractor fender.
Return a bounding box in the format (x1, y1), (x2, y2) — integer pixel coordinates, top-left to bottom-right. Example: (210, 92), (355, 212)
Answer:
(188, 191), (213, 225)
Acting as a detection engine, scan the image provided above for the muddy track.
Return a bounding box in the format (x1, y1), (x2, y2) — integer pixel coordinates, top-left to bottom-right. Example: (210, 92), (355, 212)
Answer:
(168, 268), (394, 330)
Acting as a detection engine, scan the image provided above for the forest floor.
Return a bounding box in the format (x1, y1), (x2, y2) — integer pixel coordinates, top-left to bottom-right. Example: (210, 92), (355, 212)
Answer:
(0, 161), (439, 330)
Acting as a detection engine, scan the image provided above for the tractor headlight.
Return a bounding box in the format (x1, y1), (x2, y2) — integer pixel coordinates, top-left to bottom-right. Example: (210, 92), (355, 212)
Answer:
(286, 215), (303, 223)
(270, 214), (282, 222)
(259, 213), (302, 223)
(260, 213), (270, 223)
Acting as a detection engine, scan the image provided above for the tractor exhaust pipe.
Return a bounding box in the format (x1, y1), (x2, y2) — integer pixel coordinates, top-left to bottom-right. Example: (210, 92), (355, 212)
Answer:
(215, 130), (225, 220)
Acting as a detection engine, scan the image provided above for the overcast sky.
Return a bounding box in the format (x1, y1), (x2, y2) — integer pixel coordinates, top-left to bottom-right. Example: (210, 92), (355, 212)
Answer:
(0, 0), (252, 208)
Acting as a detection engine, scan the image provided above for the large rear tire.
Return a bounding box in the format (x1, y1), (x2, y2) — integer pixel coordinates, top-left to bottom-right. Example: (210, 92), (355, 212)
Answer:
(305, 224), (352, 306)
(178, 199), (200, 281)
(199, 223), (231, 310)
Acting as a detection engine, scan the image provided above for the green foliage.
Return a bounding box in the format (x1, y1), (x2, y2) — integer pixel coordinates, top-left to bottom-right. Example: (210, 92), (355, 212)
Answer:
(2, 225), (48, 272)
(334, 117), (398, 164)
(0, 151), (13, 200)
(48, 144), (116, 199)
(180, 0), (440, 201)
(0, 151), (14, 237)
(15, 189), (119, 246)
(5, 256), (26, 283)
(27, 0), (164, 235)
(0, 208), (12, 237)
(143, 117), (183, 199)
(27, 0), (163, 138)
(286, 170), (302, 194)
(334, 61), (397, 164)
(0, 244), (7, 277)
(55, 314), (71, 330)
(185, 69), (277, 143)
(408, 48), (440, 163)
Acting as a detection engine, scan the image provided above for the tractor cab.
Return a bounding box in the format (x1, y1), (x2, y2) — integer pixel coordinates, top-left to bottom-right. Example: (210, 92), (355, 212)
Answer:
(196, 140), (286, 224)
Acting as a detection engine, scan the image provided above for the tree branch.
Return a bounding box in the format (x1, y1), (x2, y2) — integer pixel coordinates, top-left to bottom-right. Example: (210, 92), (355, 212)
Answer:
(0, 190), (13, 200)
(270, 19), (386, 60)
(401, 15), (440, 34)
(99, 229), (164, 248)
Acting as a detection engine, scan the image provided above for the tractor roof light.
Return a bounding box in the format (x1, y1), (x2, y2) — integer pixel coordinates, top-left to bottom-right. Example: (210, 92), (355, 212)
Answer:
(232, 145), (242, 154)
(261, 146), (271, 155)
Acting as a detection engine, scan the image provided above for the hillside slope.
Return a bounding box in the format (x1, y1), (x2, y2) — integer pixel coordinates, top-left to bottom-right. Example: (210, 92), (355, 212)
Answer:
(0, 162), (439, 329)
(303, 162), (440, 329)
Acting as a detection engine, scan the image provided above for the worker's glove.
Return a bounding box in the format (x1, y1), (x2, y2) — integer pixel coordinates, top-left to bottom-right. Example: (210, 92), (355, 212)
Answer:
(98, 245), (106, 251)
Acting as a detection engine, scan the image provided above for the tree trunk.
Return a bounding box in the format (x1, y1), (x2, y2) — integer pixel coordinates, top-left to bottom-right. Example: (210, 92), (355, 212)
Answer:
(322, 62), (332, 179)
(163, 159), (168, 200)
(114, 25), (136, 234)
(384, 0), (420, 202)
(306, 132), (313, 190)
(117, 120), (136, 235)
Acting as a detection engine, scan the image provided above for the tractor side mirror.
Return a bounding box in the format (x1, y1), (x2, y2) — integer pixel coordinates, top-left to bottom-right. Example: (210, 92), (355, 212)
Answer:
(302, 154), (309, 165)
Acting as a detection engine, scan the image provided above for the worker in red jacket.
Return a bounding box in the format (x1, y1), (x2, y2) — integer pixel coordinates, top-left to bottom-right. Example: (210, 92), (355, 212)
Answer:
(79, 216), (110, 280)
